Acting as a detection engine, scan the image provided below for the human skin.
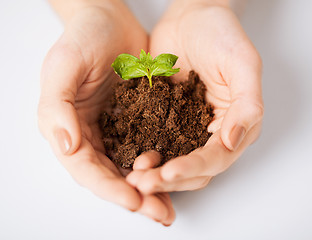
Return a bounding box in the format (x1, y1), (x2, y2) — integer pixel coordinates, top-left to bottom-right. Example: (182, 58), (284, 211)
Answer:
(38, 0), (263, 226)
(37, 0), (175, 226)
(126, 0), (264, 194)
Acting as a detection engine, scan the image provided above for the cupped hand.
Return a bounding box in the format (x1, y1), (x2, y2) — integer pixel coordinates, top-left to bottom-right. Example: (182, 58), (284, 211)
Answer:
(38, 4), (175, 225)
(127, 1), (264, 194)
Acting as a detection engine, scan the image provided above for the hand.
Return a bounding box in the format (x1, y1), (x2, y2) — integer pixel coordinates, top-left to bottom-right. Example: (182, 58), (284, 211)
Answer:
(126, 1), (264, 194)
(38, 4), (175, 225)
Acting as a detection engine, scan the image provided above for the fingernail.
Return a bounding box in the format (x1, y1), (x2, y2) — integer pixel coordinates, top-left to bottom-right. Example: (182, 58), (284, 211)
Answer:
(55, 128), (72, 154)
(162, 223), (171, 227)
(229, 125), (246, 151)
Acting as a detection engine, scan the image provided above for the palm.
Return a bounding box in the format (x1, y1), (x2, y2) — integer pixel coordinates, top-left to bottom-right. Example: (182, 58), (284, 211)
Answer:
(65, 8), (146, 175)
(40, 7), (175, 224)
(75, 69), (133, 177)
(126, 4), (263, 196)
(150, 6), (258, 133)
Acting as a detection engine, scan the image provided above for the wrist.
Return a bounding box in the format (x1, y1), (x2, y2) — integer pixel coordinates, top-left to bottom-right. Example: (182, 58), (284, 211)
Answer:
(48, 0), (123, 24)
(172, 0), (230, 7)
(165, 0), (230, 19)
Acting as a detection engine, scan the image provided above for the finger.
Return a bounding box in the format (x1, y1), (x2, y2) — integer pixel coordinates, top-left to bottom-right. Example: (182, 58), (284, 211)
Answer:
(160, 128), (260, 182)
(221, 50), (264, 151)
(130, 128), (261, 193)
(130, 168), (212, 194)
(58, 137), (142, 211)
(156, 176), (212, 193)
(138, 193), (175, 226)
(133, 151), (162, 170)
(155, 193), (176, 226)
(38, 37), (88, 156)
(128, 151), (162, 189)
(127, 169), (176, 225)
(126, 170), (146, 187)
(128, 168), (163, 195)
(172, 176), (212, 192)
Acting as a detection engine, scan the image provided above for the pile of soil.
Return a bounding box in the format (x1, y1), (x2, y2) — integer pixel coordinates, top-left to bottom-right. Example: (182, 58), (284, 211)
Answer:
(98, 70), (214, 168)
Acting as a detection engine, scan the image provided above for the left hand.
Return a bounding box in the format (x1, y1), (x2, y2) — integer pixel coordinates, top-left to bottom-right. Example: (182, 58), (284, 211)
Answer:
(38, 3), (175, 225)
(126, 0), (264, 194)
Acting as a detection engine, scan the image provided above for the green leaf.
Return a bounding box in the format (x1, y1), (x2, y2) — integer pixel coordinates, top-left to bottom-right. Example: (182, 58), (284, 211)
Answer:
(120, 65), (147, 80)
(111, 50), (180, 87)
(151, 63), (180, 77)
(111, 53), (146, 80)
(151, 53), (179, 77)
(139, 49), (147, 61)
(139, 49), (154, 68)
(154, 53), (178, 68)
(160, 68), (180, 76)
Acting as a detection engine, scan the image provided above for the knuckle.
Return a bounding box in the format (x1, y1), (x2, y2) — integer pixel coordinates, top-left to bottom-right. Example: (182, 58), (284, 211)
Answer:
(237, 99), (264, 128)
(250, 103), (264, 122)
(162, 162), (183, 181)
(200, 177), (210, 188)
(256, 52), (263, 68)
(193, 150), (226, 176)
(167, 170), (182, 181)
(215, 160), (229, 175)
(230, 40), (262, 66)
(240, 46), (262, 67)
(71, 159), (99, 189)
(37, 99), (50, 137)
(139, 174), (159, 194)
(140, 184), (155, 195)
(47, 39), (82, 63)
(73, 176), (85, 188)
(250, 50), (262, 67)
(194, 177), (211, 191)
(213, 145), (231, 175)
(41, 38), (85, 81)
(37, 116), (45, 137)
(249, 122), (263, 145)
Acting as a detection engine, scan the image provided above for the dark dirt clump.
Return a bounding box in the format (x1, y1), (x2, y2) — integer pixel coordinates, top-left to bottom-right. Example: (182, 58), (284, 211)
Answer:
(98, 70), (214, 168)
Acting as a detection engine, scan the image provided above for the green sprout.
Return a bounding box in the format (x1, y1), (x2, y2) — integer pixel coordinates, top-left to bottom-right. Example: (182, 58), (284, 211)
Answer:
(111, 49), (180, 88)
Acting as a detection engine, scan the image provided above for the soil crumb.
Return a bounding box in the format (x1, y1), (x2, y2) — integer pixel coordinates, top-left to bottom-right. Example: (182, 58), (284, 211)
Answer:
(98, 70), (214, 168)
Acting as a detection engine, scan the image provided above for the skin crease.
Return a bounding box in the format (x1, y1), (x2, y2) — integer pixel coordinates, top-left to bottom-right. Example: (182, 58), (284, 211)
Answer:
(126, 1), (264, 195)
(38, 0), (263, 227)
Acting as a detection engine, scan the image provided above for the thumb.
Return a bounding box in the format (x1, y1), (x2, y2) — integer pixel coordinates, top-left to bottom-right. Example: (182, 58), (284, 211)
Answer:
(221, 99), (264, 151)
(38, 41), (87, 155)
(221, 53), (264, 151)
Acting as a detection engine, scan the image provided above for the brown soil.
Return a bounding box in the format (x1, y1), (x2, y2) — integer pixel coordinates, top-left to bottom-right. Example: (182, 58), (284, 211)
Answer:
(98, 71), (214, 168)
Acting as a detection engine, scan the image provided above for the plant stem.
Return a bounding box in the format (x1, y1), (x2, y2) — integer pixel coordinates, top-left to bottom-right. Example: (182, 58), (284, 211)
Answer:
(148, 76), (153, 88)
(147, 69), (153, 88)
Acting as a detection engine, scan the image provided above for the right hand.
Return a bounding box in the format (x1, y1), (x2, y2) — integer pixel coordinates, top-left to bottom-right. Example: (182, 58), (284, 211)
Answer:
(127, 0), (263, 195)
(38, 4), (175, 226)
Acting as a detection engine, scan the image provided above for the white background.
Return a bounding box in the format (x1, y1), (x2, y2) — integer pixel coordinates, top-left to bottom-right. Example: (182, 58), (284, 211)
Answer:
(1, 0), (312, 239)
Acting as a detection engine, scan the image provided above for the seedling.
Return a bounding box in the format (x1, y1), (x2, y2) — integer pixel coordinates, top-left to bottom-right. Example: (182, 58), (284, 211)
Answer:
(111, 49), (180, 87)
